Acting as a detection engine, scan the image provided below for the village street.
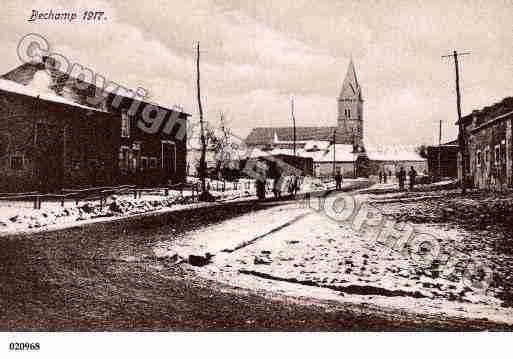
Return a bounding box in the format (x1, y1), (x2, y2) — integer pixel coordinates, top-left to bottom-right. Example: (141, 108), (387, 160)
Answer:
(1, 184), (513, 330)
(162, 187), (513, 328)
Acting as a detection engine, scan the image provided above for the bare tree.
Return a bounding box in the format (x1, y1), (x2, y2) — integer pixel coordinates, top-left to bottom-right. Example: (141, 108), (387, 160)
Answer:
(207, 112), (234, 178)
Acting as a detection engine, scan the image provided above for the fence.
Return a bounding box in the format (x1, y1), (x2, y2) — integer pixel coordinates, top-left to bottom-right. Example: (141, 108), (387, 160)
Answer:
(0, 183), (202, 210)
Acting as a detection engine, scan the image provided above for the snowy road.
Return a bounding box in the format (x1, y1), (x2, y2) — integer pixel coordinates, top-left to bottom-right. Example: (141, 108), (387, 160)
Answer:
(160, 196), (513, 327)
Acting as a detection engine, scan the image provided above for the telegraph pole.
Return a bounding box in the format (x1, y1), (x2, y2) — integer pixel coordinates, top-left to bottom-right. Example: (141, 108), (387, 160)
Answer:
(291, 96), (296, 157)
(438, 119), (442, 180)
(442, 50), (470, 194)
(196, 41), (212, 200)
(332, 130), (336, 178)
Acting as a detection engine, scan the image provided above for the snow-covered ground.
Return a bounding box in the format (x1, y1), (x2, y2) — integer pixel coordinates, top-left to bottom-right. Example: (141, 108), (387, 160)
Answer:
(158, 199), (513, 325)
(0, 175), (361, 234)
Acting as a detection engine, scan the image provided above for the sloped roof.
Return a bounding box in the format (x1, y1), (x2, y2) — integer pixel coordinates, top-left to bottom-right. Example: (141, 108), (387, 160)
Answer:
(316, 144), (355, 163)
(363, 143), (426, 162)
(270, 148), (294, 156)
(0, 78), (106, 112)
(240, 147), (269, 159)
(303, 140), (330, 151)
(1, 58), (190, 116)
(246, 126), (350, 145)
(339, 58), (363, 101)
(295, 148), (326, 162)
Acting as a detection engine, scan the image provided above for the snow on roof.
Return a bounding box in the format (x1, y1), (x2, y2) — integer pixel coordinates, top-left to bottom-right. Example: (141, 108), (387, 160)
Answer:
(303, 140), (330, 151)
(269, 148), (294, 156)
(363, 143), (425, 162)
(240, 147), (269, 159)
(316, 144), (355, 162)
(0, 78), (106, 113)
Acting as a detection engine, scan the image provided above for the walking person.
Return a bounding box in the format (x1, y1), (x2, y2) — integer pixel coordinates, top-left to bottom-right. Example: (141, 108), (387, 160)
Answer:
(256, 168), (267, 201)
(383, 170), (388, 184)
(378, 170), (383, 184)
(335, 170), (343, 190)
(408, 166), (417, 190)
(398, 166), (406, 190)
(273, 170), (282, 200)
(288, 174), (298, 198)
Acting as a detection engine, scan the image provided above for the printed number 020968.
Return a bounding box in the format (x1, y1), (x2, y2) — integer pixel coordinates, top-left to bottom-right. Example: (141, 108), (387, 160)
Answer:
(9, 342), (40, 351)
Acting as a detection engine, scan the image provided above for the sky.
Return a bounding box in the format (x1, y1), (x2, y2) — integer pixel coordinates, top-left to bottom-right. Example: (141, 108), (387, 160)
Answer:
(1, 0), (512, 145)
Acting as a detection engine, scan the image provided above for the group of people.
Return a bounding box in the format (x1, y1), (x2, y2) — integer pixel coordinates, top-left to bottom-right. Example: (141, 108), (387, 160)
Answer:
(256, 172), (300, 201)
(378, 166), (417, 190)
(378, 169), (392, 184)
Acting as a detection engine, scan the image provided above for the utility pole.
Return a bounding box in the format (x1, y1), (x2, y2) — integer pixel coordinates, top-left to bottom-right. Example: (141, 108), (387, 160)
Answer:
(332, 130), (336, 178)
(442, 50), (470, 194)
(352, 130), (356, 178)
(438, 119), (442, 180)
(196, 42), (212, 201)
(291, 96), (296, 157)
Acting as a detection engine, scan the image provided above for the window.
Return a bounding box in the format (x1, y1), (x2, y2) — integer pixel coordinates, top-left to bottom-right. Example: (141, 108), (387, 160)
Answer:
(149, 157), (158, 168)
(121, 111), (130, 138)
(119, 146), (130, 171)
(347, 109), (351, 118)
(494, 145), (500, 166)
(485, 146), (490, 164)
(476, 150), (482, 167)
(141, 156), (148, 170)
(501, 140), (506, 165)
(10, 154), (23, 170)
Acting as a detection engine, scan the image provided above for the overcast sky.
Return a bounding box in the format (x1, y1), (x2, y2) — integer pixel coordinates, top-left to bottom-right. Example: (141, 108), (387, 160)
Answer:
(1, 0), (512, 144)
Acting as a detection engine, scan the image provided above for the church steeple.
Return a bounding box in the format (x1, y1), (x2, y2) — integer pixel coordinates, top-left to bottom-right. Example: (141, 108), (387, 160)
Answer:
(338, 58), (362, 101)
(337, 58), (364, 147)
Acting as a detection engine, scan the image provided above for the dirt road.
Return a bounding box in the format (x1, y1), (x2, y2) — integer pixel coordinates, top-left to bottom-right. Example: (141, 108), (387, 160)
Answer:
(0, 197), (510, 331)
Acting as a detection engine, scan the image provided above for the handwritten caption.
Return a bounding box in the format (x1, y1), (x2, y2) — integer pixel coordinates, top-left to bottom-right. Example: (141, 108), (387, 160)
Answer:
(28, 10), (108, 23)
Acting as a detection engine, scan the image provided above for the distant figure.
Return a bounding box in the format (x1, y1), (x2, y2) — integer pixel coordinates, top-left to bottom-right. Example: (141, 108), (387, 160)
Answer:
(408, 166), (417, 190)
(288, 174), (298, 198)
(383, 170), (388, 184)
(256, 174), (267, 201)
(398, 167), (406, 190)
(273, 171), (282, 200)
(388, 169), (392, 179)
(335, 171), (343, 190)
(378, 171), (383, 183)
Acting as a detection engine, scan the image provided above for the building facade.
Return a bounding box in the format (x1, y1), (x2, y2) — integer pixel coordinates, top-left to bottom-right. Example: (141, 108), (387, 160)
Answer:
(0, 57), (190, 192)
(460, 97), (513, 190)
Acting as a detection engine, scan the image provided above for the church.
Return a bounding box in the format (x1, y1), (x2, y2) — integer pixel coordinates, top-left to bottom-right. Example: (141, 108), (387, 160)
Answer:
(245, 59), (426, 178)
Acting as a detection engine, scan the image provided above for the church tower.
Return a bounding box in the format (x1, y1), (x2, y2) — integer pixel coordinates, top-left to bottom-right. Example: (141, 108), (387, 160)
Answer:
(337, 58), (363, 148)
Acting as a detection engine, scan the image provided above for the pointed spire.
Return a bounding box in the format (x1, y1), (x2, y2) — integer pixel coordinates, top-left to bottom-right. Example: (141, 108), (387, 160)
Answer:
(339, 58), (362, 100)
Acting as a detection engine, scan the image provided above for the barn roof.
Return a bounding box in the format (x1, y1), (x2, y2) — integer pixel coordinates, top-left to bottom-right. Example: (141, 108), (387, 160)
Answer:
(1, 58), (190, 116)
(0, 78), (106, 113)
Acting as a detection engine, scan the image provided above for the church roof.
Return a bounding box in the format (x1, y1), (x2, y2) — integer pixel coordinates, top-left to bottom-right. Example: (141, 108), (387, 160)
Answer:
(339, 58), (363, 101)
(245, 126), (352, 145)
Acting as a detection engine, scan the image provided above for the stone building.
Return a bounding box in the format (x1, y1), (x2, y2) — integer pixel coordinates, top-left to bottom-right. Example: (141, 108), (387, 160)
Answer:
(460, 97), (513, 190)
